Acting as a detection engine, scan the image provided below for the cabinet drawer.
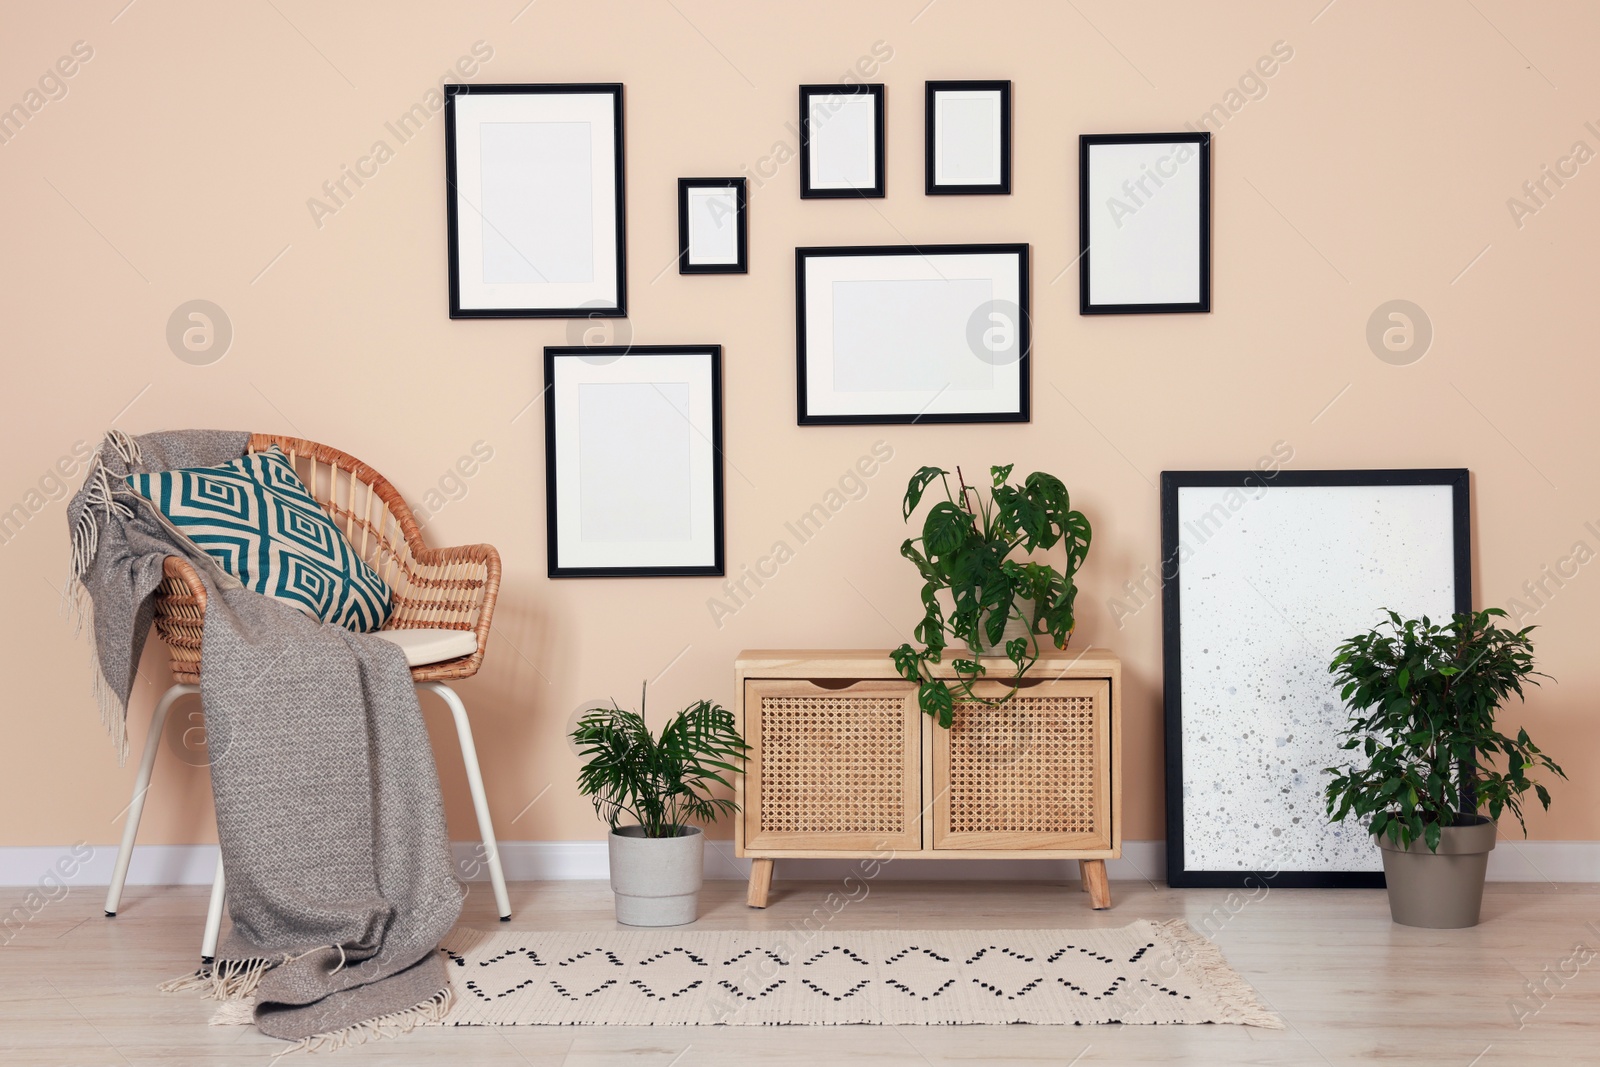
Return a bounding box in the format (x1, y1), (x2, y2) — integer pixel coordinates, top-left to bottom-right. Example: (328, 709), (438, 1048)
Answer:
(743, 679), (921, 852)
(931, 678), (1111, 851)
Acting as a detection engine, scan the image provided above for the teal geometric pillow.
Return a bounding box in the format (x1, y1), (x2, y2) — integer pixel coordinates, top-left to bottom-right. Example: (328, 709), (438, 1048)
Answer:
(126, 446), (393, 632)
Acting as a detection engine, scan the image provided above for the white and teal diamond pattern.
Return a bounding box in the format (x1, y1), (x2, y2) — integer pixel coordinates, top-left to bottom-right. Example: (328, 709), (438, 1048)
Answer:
(127, 447), (393, 632)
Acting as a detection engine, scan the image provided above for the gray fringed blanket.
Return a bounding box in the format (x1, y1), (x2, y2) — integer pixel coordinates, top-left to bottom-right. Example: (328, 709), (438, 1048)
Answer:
(67, 429), (463, 1047)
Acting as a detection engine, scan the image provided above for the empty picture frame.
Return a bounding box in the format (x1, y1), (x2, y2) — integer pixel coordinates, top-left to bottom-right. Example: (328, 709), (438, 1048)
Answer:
(1080, 132), (1210, 314)
(1161, 469), (1471, 889)
(799, 84), (885, 198)
(678, 178), (747, 274)
(796, 244), (1029, 425)
(925, 80), (1011, 195)
(445, 84), (626, 318)
(544, 345), (724, 577)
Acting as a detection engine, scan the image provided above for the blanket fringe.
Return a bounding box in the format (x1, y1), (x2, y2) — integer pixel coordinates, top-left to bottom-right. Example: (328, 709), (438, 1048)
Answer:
(1155, 919), (1284, 1029)
(159, 957), (272, 1002)
(67, 430), (143, 763)
(284, 987), (453, 1055)
(208, 996), (256, 1026)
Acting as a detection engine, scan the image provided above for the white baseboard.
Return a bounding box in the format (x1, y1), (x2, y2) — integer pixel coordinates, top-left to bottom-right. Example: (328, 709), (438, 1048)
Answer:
(4, 839), (1597, 888)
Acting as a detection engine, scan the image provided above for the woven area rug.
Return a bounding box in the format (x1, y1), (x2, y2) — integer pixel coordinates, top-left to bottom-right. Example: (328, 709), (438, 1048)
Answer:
(434, 920), (1281, 1028)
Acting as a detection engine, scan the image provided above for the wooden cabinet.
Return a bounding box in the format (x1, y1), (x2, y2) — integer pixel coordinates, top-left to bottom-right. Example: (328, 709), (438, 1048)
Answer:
(734, 649), (1121, 910)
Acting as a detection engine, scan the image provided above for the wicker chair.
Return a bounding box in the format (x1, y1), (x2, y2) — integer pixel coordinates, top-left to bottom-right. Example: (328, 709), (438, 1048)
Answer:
(102, 435), (511, 958)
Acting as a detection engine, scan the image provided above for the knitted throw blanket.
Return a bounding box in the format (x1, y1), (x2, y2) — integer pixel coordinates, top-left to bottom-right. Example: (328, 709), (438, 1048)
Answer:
(67, 430), (463, 1048)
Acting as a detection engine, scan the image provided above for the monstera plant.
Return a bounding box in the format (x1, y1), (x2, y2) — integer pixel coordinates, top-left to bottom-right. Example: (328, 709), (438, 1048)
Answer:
(891, 464), (1091, 727)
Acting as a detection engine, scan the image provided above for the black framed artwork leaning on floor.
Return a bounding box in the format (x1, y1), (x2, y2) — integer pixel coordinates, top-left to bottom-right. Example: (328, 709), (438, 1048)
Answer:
(1160, 467), (1472, 889)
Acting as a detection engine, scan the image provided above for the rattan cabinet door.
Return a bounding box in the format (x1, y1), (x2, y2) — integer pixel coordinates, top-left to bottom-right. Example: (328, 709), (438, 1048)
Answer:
(744, 680), (922, 852)
(932, 678), (1111, 851)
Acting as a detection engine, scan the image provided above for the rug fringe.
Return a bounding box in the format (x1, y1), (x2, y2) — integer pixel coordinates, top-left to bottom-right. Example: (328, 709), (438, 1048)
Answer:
(284, 987), (453, 1055)
(1154, 919), (1284, 1029)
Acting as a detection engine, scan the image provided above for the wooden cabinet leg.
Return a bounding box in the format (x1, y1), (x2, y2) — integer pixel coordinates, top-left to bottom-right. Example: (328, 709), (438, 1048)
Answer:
(747, 858), (774, 908)
(1077, 861), (1089, 891)
(1081, 859), (1111, 910)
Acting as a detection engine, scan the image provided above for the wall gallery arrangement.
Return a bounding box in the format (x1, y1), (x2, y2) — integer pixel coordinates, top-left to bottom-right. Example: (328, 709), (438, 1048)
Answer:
(442, 79), (1491, 904)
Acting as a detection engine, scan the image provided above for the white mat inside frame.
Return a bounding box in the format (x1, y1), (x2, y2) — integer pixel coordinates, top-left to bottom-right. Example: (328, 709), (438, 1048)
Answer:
(434, 921), (1281, 1028)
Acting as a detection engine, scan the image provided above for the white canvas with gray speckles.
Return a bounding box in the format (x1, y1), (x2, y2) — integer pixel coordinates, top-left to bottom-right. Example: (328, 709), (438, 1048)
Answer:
(1177, 483), (1457, 872)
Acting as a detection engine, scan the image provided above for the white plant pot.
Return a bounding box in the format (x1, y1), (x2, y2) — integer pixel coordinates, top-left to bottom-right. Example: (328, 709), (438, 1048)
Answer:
(607, 825), (704, 927)
(965, 596), (1037, 658)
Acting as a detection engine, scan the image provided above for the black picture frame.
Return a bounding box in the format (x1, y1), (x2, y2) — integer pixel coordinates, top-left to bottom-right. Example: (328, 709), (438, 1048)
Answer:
(677, 178), (748, 274)
(1161, 468), (1472, 889)
(544, 345), (724, 578)
(795, 243), (1030, 426)
(1079, 132), (1210, 315)
(925, 80), (1012, 195)
(799, 83), (885, 199)
(445, 83), (627, 319)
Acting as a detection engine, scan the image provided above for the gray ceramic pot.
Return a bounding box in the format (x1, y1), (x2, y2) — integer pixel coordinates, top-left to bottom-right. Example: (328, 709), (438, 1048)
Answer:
(1377, 814), (1496, 929)
(607, 825), (704, 927)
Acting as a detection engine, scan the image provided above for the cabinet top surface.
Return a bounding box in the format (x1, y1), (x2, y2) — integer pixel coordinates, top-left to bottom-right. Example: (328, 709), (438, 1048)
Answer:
(736, 648), (1120, 669)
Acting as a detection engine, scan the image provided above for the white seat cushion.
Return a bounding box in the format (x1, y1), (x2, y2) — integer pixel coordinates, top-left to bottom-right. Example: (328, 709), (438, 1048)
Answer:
(372, 627), (478, 667)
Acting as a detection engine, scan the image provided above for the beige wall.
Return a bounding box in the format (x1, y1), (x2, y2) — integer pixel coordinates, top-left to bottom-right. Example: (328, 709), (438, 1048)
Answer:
(2, 1), (1595, 850)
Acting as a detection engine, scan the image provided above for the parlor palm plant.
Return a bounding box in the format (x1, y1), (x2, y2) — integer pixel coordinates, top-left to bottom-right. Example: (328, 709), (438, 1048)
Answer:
(571, 685), (747, 926)
(572, 685), (748, 839)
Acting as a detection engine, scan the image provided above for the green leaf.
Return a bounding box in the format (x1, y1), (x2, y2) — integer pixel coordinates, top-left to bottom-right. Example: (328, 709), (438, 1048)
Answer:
(922, 501), (973, 557)
(918, 681), (955, 728)
(902, 466), (948, 521)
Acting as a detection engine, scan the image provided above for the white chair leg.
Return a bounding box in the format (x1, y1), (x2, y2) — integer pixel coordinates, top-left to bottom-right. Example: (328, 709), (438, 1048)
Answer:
(105, 683), (199, 917)
(419, 681), (511, 920)
(200, 851), (225, 962)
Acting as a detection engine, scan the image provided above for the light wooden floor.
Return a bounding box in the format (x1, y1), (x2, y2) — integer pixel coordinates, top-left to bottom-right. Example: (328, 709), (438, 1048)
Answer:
(2, 876), (1596, 1065)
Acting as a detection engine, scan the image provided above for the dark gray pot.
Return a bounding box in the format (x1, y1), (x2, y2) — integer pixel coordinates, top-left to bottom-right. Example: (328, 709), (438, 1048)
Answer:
(607, 825), (703, 927)
(1376, 814), (1496, 929)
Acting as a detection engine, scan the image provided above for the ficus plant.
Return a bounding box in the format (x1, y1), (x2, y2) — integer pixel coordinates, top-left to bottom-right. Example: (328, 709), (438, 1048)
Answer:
(571, 684), (749, 839)
(1324, 608), (1564, 853)
(891, 464), (1091, 727)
